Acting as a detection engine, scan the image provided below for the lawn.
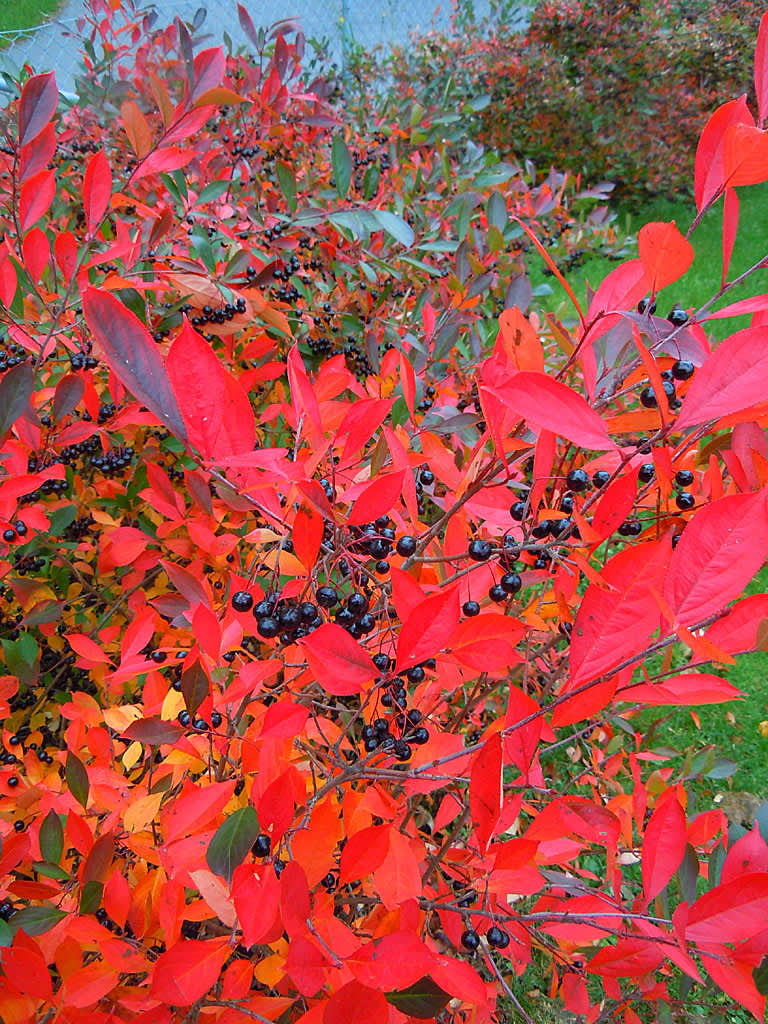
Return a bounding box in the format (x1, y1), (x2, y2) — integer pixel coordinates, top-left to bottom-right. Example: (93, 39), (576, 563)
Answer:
(0, 0), (66, 41)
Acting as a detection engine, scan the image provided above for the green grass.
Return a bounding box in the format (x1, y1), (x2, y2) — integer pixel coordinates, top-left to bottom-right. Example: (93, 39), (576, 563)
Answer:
(529, 181), (768, 340)
(0, 0), (66, 43)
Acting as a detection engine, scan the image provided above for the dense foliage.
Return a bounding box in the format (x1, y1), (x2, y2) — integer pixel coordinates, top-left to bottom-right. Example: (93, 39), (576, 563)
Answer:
(1, 2), (768, 1022)
(359, 0), (767, 201)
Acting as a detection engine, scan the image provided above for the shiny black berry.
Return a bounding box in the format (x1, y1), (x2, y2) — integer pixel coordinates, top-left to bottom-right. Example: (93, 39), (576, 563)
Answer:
(640, 386), (657, 408)
(638, 462), (655, 483)
(7, 776), (19, 788)
(509, 501), (527, 521)
(672, 359), (695, 380)
(675, 469), (694, 486)
(178, 710), (191, 727)
(468, 538), (492, 562)
(592, 470), (610, 488)
(676, 491), (696, 510)
(2, 529), (16, 543)
(531, 520), (550, 539)
(192, 717), (208, 731)
(617, 519), (643, 537)
(566, 468), (590, 492)
(487, 925), (510, 949)
(412, 727), (430, 744)
(462, 600), (480, 617)
(257, 616), (280, 638)
(668, 306), (689, 327)
(420, 469), (434, 485)
(252, 833), (271, 857)
(393, 740), (412, 761)
(231, 590), (253, 612)
(347, 592), (369, 617)
(488, 584), (507, 603)
(461, 928), (481, 951)
(373, 652), (390, 671)
(407, 665), (425, 683)
(396, 535), (417, 557)
(210, 711), (222, 728)
(316, 586), (339, 608)
(500, 572), (522, 594)
(638, 298), (656, 315)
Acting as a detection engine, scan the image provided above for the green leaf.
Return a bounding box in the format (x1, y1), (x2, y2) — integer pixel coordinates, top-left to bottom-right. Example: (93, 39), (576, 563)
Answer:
(32, 861), (70, 881)
(371, 209), (414, 248)
(49, 504), (78, 536)
(331, 135), (352, 199)
(754, 955), (768, 995)
(39, 809), (64, 865)
(12, 904), (67, 936)
(0, 361), (34, 439)
(0, 919), (12, 947)
(79, 879), (103, 915)
(362, 165), (379, 201)
(66, 751), (89, 809)
(276, 162), (297, 213)
(2, 632), (39, 685)
(196, 180), (229, 206)
(206, 806), (260, 883)
(386, 976), (451, 1019)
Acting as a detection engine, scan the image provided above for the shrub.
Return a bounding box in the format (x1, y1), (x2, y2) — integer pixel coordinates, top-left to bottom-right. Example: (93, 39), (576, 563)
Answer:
(365, 0), (766, 201)
(0, 2), (768, 1022)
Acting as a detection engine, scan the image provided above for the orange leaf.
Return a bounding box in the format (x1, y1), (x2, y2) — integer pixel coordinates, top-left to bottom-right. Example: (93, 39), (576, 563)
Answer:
(637, 221), (694, 293)
(150, 938), (229, 1006)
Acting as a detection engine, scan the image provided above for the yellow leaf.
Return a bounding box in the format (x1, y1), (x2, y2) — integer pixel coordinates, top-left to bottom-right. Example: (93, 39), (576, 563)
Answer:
(124, 791), (164, 833)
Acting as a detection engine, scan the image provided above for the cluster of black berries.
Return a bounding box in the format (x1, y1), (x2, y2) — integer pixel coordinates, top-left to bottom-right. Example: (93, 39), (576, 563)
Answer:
(2, 520), (28, 544)
(69, 352), (99, 370)
(639, 361), (694, 410)
(88, 445), (135, 479)
(95, 907), (135, 937)
(61, 435), (102, 465)
(12, 553), (45, 576)
(189, 298), (246, 328)
(177, 708), (223, 732)
(0, 342), (28, 372)
(98, 402), (116, 424)
(18, 476), (68, 504)
(63, 514), (96, 542)
(460, 925), (510, 952)
(317, 586), (377, 639)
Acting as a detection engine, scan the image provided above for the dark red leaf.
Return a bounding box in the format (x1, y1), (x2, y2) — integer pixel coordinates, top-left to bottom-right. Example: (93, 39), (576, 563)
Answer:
(676, 327), (768, 429)
(298, 623), (377, 695)
(396, 587), (461, 671)
(642, 795), (687, 901)
(123, 716), (184, 746)
(82, 289), (187, 444)
(18, 72), (58, 147)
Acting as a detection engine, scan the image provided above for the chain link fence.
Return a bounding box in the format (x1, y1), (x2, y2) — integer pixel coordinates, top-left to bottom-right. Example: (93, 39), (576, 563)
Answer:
(0, 0), (531, 96)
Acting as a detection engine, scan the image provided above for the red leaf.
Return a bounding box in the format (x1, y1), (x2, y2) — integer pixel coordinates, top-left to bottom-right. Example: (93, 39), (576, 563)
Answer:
(485, 371), (615, 451)
(470, 732), (503, 853)
(585, 258), (648, 321)
(704, 594), (768, 653)
(150, 939), (229, 1006)
(447, 613), (526, 671)
(293, 503), (323, 571)
(721, 186), (739, 287)
(285, 935), (329, 997)
(337, 398), (394, 465)
(162, 781), (236, 844)
(281, 860), (310, 937)
(676, 327), (768, 429)
(68, 633), (112, 666)
(721, 828), (768, 885)
(19, 168), (55, 233)
(166, 318), (255, 460)
(18, 72), (58, 147)
(347, 470), (405, 526)
(687, 873), (768, 944)
(339, 825), (390, 883)
(373, 830), (422, 910)
(591, 467), (640, 542)
(232, 863), (281, 947)
(192, 47), (225, 101)
(324, 980), (389, 1024)
(724, 123), (768, 187)
(694, 96), (753, 212)
(287, 344), (322, 438)
(638, 221), (694, 294)
(298, 623), (377, 695)
(121, 99), (152, 158)
(618, 672), (743, 706)
(3, 935), (53, 1000)
(663, 490), (768, 626)
(570, 537), (672, 685)
(642, 794), (687, 901)
(82, 289), (187, 444)
(756, 11), (768, 128)
(396, 587), (461, 670)
(587, 938), (664, 978)
(700, 952), (766, 1022)
(83, 150), (112, 235)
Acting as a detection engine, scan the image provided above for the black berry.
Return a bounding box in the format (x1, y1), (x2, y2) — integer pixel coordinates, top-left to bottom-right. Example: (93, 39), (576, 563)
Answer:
(487, 925), (510, 949)
(500, 572), (522, 594)
(468, 538), (492, 562)
(672, 360), (695, 381)
(461, 928), (481, 951)
(668, 306), (689, 327)
(638, 462), (655, 483)
(252, 833), (271, 858)
(592, 470), (610, 488)
(509, 501), (527, 521)
(231, 591), (253, 612)
(675, 491), (695, 510)
(488, 584), (507, 603)
(396, 535), (417, 557)
(257, 616), (280, 638)
(316, 586), (339, 608)
(462, 600), (480, 616)
(566, 468), (590, 492)
(675, 469), (694, 486)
